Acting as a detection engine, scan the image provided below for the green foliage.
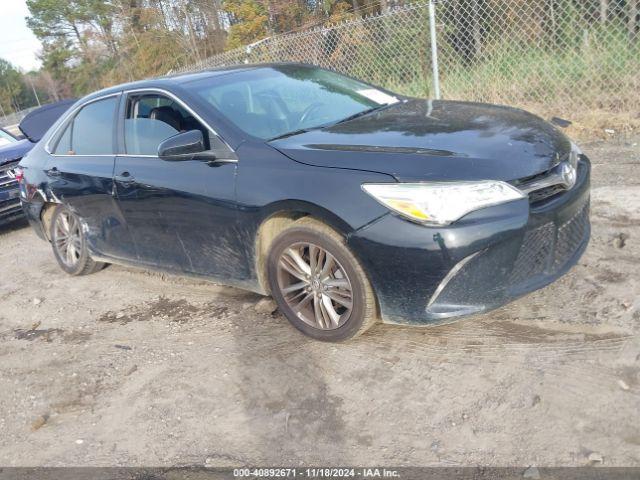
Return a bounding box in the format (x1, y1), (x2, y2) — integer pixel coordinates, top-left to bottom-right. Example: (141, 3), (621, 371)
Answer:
(18, 0), (368, 101)
(224, 0), (269, 49)
(0, 59), (26, 113)
(26, 0), (92, 46)
(437, 25), (640, 115)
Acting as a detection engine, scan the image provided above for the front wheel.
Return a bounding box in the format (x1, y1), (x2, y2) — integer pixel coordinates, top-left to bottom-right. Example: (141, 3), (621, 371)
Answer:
(267, 218), (378, 342)
(50, 205), (105, 276)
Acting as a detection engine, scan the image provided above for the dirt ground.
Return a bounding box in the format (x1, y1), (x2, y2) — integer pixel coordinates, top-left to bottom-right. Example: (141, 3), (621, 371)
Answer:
(0, 137), (638, 468)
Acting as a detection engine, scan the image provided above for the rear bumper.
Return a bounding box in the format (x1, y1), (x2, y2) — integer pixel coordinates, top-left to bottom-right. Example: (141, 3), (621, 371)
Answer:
(348, 157), (591, 325)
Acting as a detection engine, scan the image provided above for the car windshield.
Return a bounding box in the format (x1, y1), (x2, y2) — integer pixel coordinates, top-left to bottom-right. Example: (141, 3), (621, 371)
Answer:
(184, 65), (399, 140)
(0, 128), (17, 147)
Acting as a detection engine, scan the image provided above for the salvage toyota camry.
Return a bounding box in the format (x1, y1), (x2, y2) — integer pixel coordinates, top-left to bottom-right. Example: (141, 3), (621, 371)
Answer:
(18, 63), (590, 341)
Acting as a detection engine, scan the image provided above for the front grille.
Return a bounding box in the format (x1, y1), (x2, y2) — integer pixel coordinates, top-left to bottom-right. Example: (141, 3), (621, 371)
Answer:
(509, 200), (589, 283)
(0, 198), (21, 215)
(510, 222), (554, 283)
(528, 184), (566, 204)
(0, 160), (21, 219)
(516, 155), (580, 205)
(0, 160), (19, 192)
(516, 167), (554, 185)
(554, 200), (590, 268)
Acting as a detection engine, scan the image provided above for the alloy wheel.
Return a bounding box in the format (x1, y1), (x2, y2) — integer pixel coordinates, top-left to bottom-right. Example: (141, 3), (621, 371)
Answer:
(53, 210), (82, 268)
(276, 242), (353, 330)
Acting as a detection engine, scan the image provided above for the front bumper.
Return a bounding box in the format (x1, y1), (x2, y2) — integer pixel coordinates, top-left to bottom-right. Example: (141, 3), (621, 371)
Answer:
(348, 157), (591, 325)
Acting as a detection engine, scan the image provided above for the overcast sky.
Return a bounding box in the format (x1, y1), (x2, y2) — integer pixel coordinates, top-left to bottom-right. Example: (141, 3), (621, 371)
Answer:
(0, 0), (42, 71)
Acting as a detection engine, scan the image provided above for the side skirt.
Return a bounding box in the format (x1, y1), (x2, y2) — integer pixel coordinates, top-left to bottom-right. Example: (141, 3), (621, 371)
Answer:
(89, 251), (264, 295)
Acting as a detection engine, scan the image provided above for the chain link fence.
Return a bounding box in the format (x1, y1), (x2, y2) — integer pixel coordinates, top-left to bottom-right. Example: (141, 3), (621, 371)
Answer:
(172, 1), (638, 125)
(172, 3), (435, 96)
(436, 0), (640, 117)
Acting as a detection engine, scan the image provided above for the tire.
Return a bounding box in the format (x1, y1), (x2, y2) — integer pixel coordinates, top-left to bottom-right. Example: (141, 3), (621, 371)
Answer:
(50, 205), (105, 276)
(267, 217), (378, 341)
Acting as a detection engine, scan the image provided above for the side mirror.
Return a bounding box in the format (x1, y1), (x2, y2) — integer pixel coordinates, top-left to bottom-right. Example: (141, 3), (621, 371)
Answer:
(157, 130), (214, 161)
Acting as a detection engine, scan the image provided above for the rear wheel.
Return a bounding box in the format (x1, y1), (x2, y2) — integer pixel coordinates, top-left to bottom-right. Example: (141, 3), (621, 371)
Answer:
(267, 218), (377, 341)
(50, 205), (104, 275)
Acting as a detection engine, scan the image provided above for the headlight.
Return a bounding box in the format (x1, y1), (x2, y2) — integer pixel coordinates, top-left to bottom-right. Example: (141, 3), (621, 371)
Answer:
(362, 181), (526, 226)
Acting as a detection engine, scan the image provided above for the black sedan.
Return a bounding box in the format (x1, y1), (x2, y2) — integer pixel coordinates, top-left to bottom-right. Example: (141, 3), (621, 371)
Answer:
(18, 64), (590, 341)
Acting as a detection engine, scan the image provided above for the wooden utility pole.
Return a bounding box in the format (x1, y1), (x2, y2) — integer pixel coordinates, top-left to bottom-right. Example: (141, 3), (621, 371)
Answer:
(26, 76), (41, 107)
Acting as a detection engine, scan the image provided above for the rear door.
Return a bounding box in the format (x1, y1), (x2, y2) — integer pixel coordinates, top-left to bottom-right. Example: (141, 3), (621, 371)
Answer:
(45, 93), (137, 261)
(112, 89), (240, 277)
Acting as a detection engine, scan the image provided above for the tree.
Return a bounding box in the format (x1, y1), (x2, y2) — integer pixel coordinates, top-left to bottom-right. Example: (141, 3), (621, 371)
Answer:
(30, 70), (61, 102)
(224, 0), (269, 49)
(0, 59), (27, 114)
(26, 0), (93, 58)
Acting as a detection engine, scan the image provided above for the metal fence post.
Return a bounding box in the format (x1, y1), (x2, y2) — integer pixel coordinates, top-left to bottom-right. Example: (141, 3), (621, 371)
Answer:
(428, 0), (441, 99)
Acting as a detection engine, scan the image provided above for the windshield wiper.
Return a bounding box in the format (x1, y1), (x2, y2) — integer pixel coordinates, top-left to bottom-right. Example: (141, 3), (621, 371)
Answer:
(268, 128), (314, 142)
(331, 104), (388, 126)
(268, 103), (394, 141)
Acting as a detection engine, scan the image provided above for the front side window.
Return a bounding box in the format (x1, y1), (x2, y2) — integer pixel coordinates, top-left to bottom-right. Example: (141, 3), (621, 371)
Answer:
(123, 92), (232, 158)
(183, 65), (399, 140)
(54, 97), (117, 155)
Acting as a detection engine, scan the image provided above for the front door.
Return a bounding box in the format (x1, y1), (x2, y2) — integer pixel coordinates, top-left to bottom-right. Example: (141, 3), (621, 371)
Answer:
(113, 91), (241, 278)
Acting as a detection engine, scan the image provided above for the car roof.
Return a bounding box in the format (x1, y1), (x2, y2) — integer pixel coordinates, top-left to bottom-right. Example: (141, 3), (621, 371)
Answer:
(83, 62), (314, 101)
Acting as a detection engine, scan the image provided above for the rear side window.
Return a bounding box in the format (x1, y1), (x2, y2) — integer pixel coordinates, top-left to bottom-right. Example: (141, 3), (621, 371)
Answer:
(54, 97), (117, 155)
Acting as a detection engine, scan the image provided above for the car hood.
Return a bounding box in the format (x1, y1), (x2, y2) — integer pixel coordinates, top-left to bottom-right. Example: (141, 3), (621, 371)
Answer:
(269, 99), (572, 182)
(0, 139), (33, 165)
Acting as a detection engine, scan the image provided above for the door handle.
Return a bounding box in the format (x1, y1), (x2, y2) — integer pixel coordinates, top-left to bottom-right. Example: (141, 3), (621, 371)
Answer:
(46, 167), (61, 177)
(114, 171), (135, 184)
